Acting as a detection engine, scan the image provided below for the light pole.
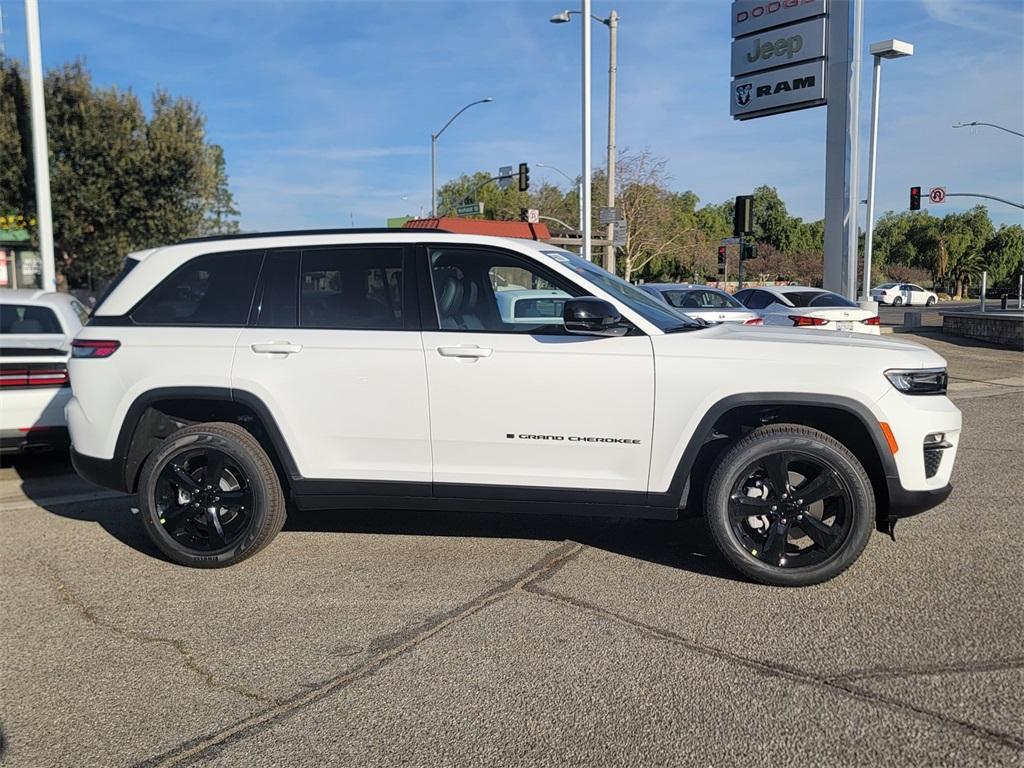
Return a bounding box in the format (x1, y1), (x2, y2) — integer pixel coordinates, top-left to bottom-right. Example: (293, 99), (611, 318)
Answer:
(953, 121), (1024, 139)
(431, 98), (492, 218)
(537, 162), (583, 234)
(551, 2), (615, 264)
(24, 0), (55, 292)
(861, 38), (913, 304)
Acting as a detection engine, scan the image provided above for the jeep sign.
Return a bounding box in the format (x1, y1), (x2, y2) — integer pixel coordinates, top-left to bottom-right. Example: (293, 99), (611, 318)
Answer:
(731, 0), (827, 38)
(731, 16), (826, 77)
(730, 59), (826, 119)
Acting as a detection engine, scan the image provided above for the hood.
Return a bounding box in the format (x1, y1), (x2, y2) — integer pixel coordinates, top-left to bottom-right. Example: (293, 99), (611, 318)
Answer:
(659, 323), (947, 369)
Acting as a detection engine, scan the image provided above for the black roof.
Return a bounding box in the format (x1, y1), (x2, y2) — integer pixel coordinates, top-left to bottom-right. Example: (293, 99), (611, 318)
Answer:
(180, 227), (444, 244)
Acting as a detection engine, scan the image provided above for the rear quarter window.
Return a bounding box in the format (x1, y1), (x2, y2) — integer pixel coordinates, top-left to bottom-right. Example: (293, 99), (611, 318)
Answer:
(131, 250), (264, 325)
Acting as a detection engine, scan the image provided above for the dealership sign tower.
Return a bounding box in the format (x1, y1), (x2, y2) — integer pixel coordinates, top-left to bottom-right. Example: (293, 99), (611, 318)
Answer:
(730, 0), (864, 300)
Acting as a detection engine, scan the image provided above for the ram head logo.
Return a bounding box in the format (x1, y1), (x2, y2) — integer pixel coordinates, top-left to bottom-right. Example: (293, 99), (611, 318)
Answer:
(735, 83), (752, 107)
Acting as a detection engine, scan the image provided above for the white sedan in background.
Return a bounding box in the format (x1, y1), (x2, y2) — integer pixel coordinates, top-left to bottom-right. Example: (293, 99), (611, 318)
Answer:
(733, 286), (881, 335)
(1, 290), (89, 454)
(639, 284), (763, 325)
(870, 282), (938, 306)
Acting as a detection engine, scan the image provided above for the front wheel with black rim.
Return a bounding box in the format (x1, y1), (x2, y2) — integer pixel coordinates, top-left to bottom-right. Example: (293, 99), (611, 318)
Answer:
(137, 422), (286, 568)
(704, 424), (874, 587)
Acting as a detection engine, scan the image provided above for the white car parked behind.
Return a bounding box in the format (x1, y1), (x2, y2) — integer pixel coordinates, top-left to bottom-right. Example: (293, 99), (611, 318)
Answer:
(734, 286), (881, 335)
(639, 284), (763, 325)
(1, 290), (89, 454)
(870, 282), (938, 307)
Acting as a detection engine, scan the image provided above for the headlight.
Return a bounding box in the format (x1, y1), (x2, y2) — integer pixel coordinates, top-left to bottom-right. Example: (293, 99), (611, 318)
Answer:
(885, 368), (948, 395)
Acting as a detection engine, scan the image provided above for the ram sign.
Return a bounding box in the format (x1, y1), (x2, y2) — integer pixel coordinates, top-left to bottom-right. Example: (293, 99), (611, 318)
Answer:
(730, 0), (828, 121)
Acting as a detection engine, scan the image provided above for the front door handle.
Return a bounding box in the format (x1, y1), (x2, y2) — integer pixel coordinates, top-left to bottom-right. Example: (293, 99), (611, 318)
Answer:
(437, 345), (492, 359)
(251, 342), (303, 355)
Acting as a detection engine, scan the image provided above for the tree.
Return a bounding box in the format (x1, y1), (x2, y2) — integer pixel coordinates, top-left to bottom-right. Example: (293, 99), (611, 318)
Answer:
(0, 57), (239, 285)
(983, 224), (1024, 285)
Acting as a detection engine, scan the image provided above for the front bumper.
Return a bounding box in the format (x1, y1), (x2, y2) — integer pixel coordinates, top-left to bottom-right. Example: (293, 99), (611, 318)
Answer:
(884, 479), (952, 520)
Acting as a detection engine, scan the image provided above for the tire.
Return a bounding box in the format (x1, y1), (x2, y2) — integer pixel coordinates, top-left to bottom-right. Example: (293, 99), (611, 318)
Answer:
(926, 296), (936, 307)
(704, 424), (874, 587)
(892, 296), (903, 306)
(137, 422), (286, 568)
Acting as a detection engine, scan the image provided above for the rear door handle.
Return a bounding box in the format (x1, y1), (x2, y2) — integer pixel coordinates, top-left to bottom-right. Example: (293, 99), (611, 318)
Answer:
(251, 342), (303, 355)
(437, 345), (492, 359)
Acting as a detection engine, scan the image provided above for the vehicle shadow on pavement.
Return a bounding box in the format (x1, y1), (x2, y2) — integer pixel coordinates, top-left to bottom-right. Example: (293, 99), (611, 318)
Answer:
(7, 454), (741, 581)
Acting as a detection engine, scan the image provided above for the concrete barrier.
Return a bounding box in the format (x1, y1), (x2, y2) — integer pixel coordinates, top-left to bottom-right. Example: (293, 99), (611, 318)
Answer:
(940, 311), (1024, 350)
(904, 311), (922, 328)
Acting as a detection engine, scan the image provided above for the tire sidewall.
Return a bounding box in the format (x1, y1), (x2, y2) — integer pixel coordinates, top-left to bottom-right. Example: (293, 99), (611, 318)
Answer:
(706, 430), (874, 587)
(139, 430), (271, 567)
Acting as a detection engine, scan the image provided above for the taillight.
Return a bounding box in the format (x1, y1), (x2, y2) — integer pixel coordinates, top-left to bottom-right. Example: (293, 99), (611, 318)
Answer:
(743, 317), (764, 325)
(72, 339), (120, 358)
(0, 363), (70, 388)
(862, 316), (881, 326)
(789, 315), (829, 327)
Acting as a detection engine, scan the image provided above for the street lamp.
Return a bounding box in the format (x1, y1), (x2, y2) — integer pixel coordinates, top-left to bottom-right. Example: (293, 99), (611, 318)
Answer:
(861, 38), (913, 304)
(953, 121), (1024, 139)
(551, 3), (618, 266)
(431, 98), (492, 218)
(537, 162), (583, 234)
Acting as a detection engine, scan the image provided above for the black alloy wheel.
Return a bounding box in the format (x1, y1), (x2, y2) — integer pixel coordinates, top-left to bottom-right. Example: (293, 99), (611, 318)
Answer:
(892, 296), (903, 306)
(154, 448), (254, 551)
(926, 296), (937, 307)
(726, 452), (853, 569)
(705, 424), (874, 587)
(138, 422), (286, 567)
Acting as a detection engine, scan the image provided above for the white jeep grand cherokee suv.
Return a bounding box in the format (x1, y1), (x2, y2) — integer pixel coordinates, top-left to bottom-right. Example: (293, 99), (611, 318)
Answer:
(67, 230), (960, 586)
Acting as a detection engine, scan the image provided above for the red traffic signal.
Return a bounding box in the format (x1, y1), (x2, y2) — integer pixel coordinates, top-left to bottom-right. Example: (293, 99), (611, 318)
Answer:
(717, 245), (727, 262)
(910, 186), (921, 210)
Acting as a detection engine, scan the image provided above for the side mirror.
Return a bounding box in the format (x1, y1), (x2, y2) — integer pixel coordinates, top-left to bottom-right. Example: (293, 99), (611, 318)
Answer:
(563, 298), (627, 337)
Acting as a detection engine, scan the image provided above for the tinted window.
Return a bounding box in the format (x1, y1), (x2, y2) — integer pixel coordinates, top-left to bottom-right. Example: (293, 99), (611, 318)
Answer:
(666, 289), (741, 309)
(909, 284), (924, 292)
(255, 250), (299, 328)
(740, 290), (773, 309)
(299, 247), (403, 329)
(0, 304), (62, 334)
(430, 247), (578, 333)
(132, 251), (262, 325)
(787, 291), (857, 308)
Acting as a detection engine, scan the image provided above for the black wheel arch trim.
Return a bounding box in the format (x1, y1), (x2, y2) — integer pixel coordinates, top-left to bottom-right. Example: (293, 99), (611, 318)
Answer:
(649, 392), (900, 510)
(99, 386), (302, 493)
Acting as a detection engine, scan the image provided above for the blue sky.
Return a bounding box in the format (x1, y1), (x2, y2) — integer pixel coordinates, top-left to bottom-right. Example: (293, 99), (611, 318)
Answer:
(2, 0), (1022, 229)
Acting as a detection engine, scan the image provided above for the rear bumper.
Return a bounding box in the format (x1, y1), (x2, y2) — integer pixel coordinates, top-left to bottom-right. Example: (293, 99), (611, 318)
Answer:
(884, 478), (952, 520)
(0, 427), (70, 455)
(70, 447), (128, 493)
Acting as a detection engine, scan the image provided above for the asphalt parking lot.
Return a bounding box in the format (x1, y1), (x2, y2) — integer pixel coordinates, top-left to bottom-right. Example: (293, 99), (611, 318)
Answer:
(2, 331), (1022, 767)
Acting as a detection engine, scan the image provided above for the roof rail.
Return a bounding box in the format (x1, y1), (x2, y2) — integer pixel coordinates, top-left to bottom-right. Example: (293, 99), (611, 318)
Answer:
(180, 227), (446, 244)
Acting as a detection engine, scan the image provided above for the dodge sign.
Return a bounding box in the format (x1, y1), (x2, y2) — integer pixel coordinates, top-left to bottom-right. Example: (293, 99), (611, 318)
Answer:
(731, 0), (827, 38)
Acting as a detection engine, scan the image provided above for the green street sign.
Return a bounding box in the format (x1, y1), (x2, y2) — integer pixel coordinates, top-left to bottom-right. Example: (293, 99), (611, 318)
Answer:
(456, 202), (484, 217)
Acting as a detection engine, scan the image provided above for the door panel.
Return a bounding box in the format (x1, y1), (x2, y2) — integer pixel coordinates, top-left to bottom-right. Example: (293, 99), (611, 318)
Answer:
(232, 245), (431, 482)
(423, 331), (654, 490)
(418, 244), (654, 492)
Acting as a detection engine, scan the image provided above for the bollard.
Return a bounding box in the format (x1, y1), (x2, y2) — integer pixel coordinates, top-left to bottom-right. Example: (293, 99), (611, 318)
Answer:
(980, 271), (987, 313)
(1002, 295), (1008, 311)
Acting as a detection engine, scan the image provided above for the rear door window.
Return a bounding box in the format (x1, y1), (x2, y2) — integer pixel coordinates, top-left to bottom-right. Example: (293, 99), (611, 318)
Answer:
(0, 304), (63, 334)
(253, 250), (299, 328)
(741, 290), (772, 309)
(299, 247), (404, 329)
(132, 250), (263, 325)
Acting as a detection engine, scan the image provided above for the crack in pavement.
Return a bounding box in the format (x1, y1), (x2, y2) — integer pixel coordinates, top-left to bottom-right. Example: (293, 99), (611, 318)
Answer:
(827, 657), (1024, 684)
(522, 584), (1023, 754)
(42, 562), (276, 707)
(132, 540), (586, 768)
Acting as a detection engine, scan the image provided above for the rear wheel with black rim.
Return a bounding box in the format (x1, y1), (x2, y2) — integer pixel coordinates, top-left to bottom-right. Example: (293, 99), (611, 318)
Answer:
(892, 296), (903, 306)
(137, 422), (285, 567)
(704, 424), (874, 587)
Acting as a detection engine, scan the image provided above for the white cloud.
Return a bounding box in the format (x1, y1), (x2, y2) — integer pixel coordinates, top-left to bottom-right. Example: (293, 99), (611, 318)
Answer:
(919, 0), (1024, 36)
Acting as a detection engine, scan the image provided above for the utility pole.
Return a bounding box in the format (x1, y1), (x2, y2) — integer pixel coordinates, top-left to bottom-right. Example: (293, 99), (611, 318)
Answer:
(603, 9), (618, 275)
(24, 0), (56, 292)
(581, 0), (592, 261)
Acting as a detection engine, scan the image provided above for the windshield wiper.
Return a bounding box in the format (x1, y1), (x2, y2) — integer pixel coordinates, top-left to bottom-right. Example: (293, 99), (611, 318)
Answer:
(664, 322), (707, 333)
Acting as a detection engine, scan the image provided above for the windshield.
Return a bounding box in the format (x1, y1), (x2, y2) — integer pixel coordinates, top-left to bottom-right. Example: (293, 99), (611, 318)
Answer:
(539, 249), (701, 330)
(784, 290), (858, 308)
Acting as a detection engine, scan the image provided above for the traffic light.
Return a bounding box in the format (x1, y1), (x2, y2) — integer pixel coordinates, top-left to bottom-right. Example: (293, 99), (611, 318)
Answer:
(717, 245), (727, 276)
(910, 186), (921, 211)
(740, 243), (756, 261)
(519, 208), (529, 222)
(734, 195), (754, 237)
(518, 163), (530, 192)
